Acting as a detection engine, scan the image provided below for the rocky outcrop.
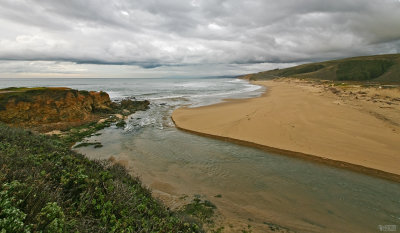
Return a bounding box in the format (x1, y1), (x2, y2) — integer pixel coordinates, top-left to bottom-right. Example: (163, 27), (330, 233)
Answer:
(0, 87), (112, 125)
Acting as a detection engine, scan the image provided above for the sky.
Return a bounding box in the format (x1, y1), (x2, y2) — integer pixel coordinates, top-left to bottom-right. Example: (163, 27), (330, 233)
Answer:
(0, 0), (400, 78)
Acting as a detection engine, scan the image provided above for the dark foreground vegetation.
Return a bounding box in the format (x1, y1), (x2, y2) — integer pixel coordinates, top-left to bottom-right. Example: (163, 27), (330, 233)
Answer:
(243, 53), (400, 83)
(0, 124), (202, 232)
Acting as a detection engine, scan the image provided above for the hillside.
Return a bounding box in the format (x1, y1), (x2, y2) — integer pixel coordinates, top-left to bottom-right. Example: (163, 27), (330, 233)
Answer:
(242, 54), (400, 83)
(0, 123), (201, 232)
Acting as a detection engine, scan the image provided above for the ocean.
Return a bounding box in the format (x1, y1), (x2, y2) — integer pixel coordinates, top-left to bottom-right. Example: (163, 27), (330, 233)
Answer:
(0, 77), (263, 106)
(1, 77), (399, 232)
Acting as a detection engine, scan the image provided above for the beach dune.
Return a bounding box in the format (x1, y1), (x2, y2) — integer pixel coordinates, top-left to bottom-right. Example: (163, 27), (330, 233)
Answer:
(172, 80), (400, 180)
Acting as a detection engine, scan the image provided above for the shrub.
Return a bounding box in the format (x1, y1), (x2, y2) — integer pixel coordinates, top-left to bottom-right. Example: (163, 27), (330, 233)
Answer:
(0, 124), (202, 232)
(35, 202), (65, 233)
(182, 195), (216, 222)
(0, 181), (31, 233)
(116, 120), (126, 128)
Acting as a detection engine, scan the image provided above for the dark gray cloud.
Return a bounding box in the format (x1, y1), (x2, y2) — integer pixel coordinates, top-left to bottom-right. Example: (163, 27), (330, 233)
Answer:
(0, 0), (399, 77)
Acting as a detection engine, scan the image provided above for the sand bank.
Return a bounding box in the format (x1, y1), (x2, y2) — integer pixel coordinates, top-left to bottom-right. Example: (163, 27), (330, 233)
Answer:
(172, 79), (400, 182)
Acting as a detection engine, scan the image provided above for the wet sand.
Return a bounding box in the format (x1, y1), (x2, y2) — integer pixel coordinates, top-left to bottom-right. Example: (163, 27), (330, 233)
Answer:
(172, 79), (400, 181)
(78, 126), (400, 233)
(77, 84), (400, 232)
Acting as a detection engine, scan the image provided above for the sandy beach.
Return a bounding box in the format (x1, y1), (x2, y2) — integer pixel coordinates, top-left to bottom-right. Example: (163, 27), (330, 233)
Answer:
(172, 79), (400, 181)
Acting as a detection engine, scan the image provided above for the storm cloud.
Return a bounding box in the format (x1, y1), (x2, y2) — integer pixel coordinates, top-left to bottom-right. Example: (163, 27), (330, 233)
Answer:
(0, 0), (399, 77)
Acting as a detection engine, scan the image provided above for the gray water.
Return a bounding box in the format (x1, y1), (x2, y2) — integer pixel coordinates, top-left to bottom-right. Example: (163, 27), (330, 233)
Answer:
(1, 78), (399, 232)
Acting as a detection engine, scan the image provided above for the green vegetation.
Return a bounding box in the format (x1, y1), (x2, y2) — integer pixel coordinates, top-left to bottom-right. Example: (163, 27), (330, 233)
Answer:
(181, 195), (216, 223)
(73, 142), (103, 149)
(59, 120), (114, 147)
(55, 98), (149, 146)
(262, 221), (291, 232)
(1, 87), (52, 92)
(336, 59), (394, 81)
(0, 124), (202, 232)
(244, 53), (400, 83)
(0, 88), (200, 231)
(279, 64), (325, 77)
(116, 120), (126, 128)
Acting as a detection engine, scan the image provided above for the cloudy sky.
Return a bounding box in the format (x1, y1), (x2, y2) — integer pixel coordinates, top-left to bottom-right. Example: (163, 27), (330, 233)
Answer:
(0, 0), (400, 78)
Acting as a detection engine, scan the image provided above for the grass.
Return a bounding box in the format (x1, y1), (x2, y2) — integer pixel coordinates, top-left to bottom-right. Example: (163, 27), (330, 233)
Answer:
(244, 53), (400, 83)
(0, 123), (202, 232)
(73, 142), (103, 149)
(336, 59), (394, 81)
(58, 120), (113, 147)
(181, 195), (216, 223)
(0, 87), (71, 92)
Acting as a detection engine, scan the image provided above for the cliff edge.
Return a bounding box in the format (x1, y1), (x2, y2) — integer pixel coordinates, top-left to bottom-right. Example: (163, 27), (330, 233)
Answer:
(0, 87), (149, 131)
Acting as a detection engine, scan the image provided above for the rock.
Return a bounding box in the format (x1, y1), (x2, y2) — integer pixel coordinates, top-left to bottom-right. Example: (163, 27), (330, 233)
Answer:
(0, 87), (150, 132)
(114, 114), (123, 119)
(97, 118), (107, 124)
(0, 87), (112, 125)
(45, 130), (62, 135)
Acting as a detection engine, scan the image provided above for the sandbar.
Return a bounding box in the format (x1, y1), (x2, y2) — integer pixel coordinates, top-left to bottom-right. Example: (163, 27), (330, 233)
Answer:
(172, 79), (400, 182)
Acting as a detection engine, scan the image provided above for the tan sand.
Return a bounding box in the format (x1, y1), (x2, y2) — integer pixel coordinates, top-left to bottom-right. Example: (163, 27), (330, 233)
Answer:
(172, 79), (400, 181)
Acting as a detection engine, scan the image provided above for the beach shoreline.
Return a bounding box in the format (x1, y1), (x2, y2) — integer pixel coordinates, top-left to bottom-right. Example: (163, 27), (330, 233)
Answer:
(172, 79), (400, 183)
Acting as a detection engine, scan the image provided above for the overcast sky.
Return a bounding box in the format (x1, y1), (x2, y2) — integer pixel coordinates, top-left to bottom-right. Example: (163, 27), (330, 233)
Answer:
(0, 0), (400, 78)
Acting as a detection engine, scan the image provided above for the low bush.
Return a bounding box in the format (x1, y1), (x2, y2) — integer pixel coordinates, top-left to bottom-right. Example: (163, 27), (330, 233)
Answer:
(182, 195), (216, 223)
(0, 124), (202, 232)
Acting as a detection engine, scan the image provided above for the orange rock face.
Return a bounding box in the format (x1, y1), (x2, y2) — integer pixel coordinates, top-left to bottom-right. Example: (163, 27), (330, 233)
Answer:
(0, 88), (112, 125)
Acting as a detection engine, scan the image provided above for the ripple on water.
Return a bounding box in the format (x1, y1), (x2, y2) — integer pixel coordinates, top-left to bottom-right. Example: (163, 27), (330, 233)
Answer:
(69, 78), (400, 233)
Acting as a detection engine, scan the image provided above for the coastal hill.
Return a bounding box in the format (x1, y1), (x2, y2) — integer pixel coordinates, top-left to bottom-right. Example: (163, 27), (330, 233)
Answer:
(0, 87), (149, 132)
(242, 53), (400, 83)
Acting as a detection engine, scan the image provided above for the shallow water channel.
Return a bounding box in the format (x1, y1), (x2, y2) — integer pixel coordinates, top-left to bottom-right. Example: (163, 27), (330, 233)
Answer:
(76, 97), (400, 233)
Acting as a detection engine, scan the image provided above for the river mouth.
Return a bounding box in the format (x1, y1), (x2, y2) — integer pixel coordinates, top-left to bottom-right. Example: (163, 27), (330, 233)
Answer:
(3, 77), (398, 232)
(76, 101), (400, 233)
